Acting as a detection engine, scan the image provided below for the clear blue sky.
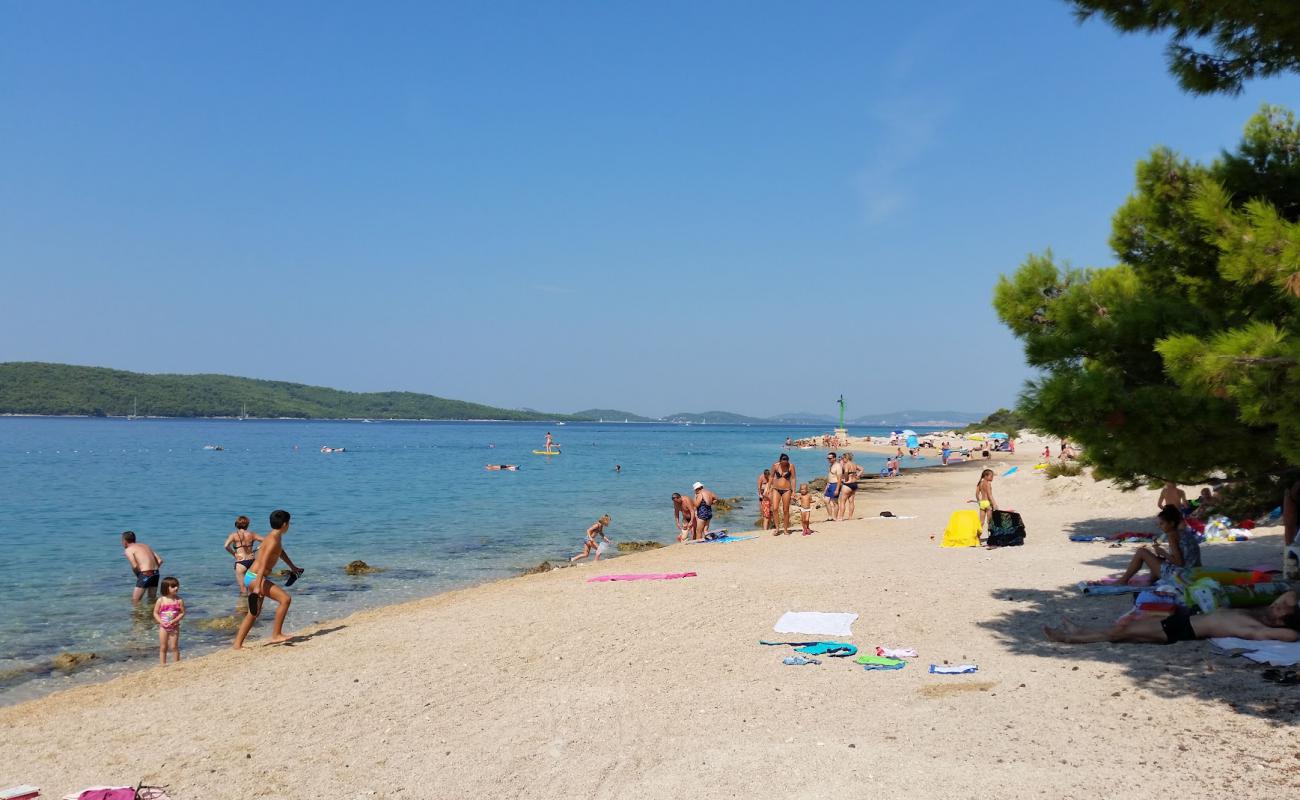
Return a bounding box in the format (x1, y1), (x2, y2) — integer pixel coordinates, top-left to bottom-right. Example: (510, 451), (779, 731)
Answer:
(3, 2), (1297, 418)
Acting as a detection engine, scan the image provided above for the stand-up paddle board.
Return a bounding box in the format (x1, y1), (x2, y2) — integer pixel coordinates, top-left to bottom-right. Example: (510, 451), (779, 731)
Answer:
(533, 450), (562, 455)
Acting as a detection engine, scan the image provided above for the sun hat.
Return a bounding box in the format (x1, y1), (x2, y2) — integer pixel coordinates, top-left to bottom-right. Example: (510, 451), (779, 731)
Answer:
(692, 481), (704, 490)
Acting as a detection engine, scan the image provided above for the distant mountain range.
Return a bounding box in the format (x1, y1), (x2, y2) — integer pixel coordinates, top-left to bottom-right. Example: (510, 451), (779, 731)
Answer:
(770, 410), (989, 426)
(0, 363), (989, 427)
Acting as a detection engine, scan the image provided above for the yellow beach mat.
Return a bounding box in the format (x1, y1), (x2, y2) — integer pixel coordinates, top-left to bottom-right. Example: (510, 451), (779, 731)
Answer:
(942, 510), (981, 548)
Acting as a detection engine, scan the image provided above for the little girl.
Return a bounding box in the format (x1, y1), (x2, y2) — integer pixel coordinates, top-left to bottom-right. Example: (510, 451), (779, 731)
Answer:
(152, 576), (186, 665)
(795, 484), (816, 536)
(571, 515), (612, 563)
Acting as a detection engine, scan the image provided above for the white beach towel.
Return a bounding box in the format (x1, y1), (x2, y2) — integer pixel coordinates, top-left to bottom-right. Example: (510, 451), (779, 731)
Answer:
(1209, 638), (1300, 667)
(773, 611), (858, 637)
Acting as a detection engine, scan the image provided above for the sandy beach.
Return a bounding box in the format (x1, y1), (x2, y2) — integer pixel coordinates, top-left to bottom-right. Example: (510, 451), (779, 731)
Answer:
(4, 449), (1297, 799)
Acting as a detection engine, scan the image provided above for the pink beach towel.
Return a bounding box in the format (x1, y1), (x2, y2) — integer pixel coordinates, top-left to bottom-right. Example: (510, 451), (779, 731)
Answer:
(587, 572), (697, 583)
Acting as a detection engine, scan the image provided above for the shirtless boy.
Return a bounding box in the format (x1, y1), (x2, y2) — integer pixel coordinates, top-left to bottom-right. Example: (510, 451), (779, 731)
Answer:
(1157, 482), (1188, 513)
(1044, 591), (1300, 646)
(122, 531), (164, 605)
(233, 509), (304, 649)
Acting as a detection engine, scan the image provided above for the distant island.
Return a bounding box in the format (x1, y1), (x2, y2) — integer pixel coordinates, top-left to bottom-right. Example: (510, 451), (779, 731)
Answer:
(0, 363), (579, 421)
(0, 362), (993, 426)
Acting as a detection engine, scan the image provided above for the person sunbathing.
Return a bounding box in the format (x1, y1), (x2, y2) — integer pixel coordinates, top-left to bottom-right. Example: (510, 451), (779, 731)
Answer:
(1044, 591), (1299, 645)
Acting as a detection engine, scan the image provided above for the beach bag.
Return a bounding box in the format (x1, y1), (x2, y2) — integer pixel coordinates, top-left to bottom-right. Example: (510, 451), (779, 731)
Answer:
(987, 510), (1026, 547)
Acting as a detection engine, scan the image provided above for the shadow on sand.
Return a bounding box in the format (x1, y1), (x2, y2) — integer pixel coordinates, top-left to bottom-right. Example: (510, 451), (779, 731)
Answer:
(981, 516), (1299, 725)
(272, 625), (348, 647)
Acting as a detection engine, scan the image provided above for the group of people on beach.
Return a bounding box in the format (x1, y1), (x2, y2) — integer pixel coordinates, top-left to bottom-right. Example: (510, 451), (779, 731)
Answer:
(755, 451), (866, 535)
(121, 510), (305, 664)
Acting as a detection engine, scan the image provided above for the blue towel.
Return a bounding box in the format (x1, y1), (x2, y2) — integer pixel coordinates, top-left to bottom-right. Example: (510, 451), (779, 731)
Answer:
(687, 534), (757, 544)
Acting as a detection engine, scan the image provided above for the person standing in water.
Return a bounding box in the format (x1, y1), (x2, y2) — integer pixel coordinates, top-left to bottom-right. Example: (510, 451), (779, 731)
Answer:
(122, 531), (164, 606)
(769, 454), (796, 535)
(544, 431), (556, 452)
(233, 509), (304, 649)
(571, 515), (612, 563)
(223, 515), (263, 600)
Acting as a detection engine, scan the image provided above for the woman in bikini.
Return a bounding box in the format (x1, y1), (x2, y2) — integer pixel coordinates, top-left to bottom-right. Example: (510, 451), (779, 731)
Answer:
(768, 454), (796, 535)
(975, 470), (996, 539)
(223, 515), (263, 599)
(837, 453), (862, 521)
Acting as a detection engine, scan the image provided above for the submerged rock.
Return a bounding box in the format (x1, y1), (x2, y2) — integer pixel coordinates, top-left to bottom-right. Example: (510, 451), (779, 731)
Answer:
(521, 560), (560, 575)
(712, 496), (745, 513)
(51, 651), (97, 671)
(617, 540), (664, 553)
(194, 615), (242, 632)
(344, 560), (384, 575)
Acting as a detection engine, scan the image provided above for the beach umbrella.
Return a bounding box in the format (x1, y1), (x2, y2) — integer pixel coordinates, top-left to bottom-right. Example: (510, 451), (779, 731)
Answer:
(969, 434), (985, 441)
(891, 429), (904, 436)
(901, 429), (917, 436)
(988, 432), (1009, 439)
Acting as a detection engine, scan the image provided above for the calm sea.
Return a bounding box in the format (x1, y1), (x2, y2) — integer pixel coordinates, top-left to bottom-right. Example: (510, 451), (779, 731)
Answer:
(0, 417), (936, 704)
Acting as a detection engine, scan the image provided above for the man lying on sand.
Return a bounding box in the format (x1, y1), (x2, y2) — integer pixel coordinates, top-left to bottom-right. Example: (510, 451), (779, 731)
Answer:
(1044, 591), (1299, 645)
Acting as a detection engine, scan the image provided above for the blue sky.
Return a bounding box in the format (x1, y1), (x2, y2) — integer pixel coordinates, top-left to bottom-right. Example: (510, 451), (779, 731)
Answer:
(3, 2), (1297, 417)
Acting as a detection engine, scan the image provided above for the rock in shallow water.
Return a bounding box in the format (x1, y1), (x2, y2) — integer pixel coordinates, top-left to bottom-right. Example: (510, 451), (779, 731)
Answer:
(344, 560), (384, 575)
(617, 541), (664, 553)
(51, 651), (97, 671)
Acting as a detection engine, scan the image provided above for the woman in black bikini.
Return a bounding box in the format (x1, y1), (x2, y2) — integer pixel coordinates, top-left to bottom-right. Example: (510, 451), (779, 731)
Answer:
(223, 515), (264, 600)
(837, 453), (862, 521)
(769, 453), (797, 535)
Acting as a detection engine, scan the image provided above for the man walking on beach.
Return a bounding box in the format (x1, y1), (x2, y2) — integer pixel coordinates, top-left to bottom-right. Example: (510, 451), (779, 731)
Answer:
(233, 509), (304, 649)
(122, 531), (164, 606)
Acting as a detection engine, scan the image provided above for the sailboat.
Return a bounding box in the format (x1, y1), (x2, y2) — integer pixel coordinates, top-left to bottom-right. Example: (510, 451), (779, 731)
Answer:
(127, 397), (138, 420)
(238, 403), (248, 421)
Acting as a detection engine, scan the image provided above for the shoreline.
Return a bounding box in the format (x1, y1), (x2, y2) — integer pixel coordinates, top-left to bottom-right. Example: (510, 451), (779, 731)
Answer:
(6, 447), (1293, 797)
(0, 450), (957, 708)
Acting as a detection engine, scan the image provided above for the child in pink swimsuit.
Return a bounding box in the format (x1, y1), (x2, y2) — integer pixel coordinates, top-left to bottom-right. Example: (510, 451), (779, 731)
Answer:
(152, 576), (186, 665)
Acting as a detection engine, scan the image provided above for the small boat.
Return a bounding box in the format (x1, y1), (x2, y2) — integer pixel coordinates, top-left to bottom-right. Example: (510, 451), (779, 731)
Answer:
(321, 446), (346, 453)
(485, 464), (520, 471)
(203, 444), (224, 451)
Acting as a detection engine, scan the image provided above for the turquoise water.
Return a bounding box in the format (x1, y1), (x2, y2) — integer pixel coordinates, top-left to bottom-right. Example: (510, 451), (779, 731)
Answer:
(0, 417), (933, 704)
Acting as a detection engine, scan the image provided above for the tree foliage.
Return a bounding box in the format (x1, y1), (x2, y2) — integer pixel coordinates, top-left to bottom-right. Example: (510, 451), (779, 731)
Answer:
(995, 106), (1300, 488)
(0, 362), (576, 421)
(1069, 1), (1300, 95)
(959, 408), (1029, 434)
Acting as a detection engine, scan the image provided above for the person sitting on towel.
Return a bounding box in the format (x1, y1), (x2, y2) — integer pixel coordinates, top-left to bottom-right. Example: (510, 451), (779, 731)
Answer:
(1114, 505), (1201, 585)
(1044, 591), (1299, 645)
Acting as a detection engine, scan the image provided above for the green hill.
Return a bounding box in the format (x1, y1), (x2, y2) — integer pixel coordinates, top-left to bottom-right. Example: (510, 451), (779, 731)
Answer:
(0, 362), (577, 421)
